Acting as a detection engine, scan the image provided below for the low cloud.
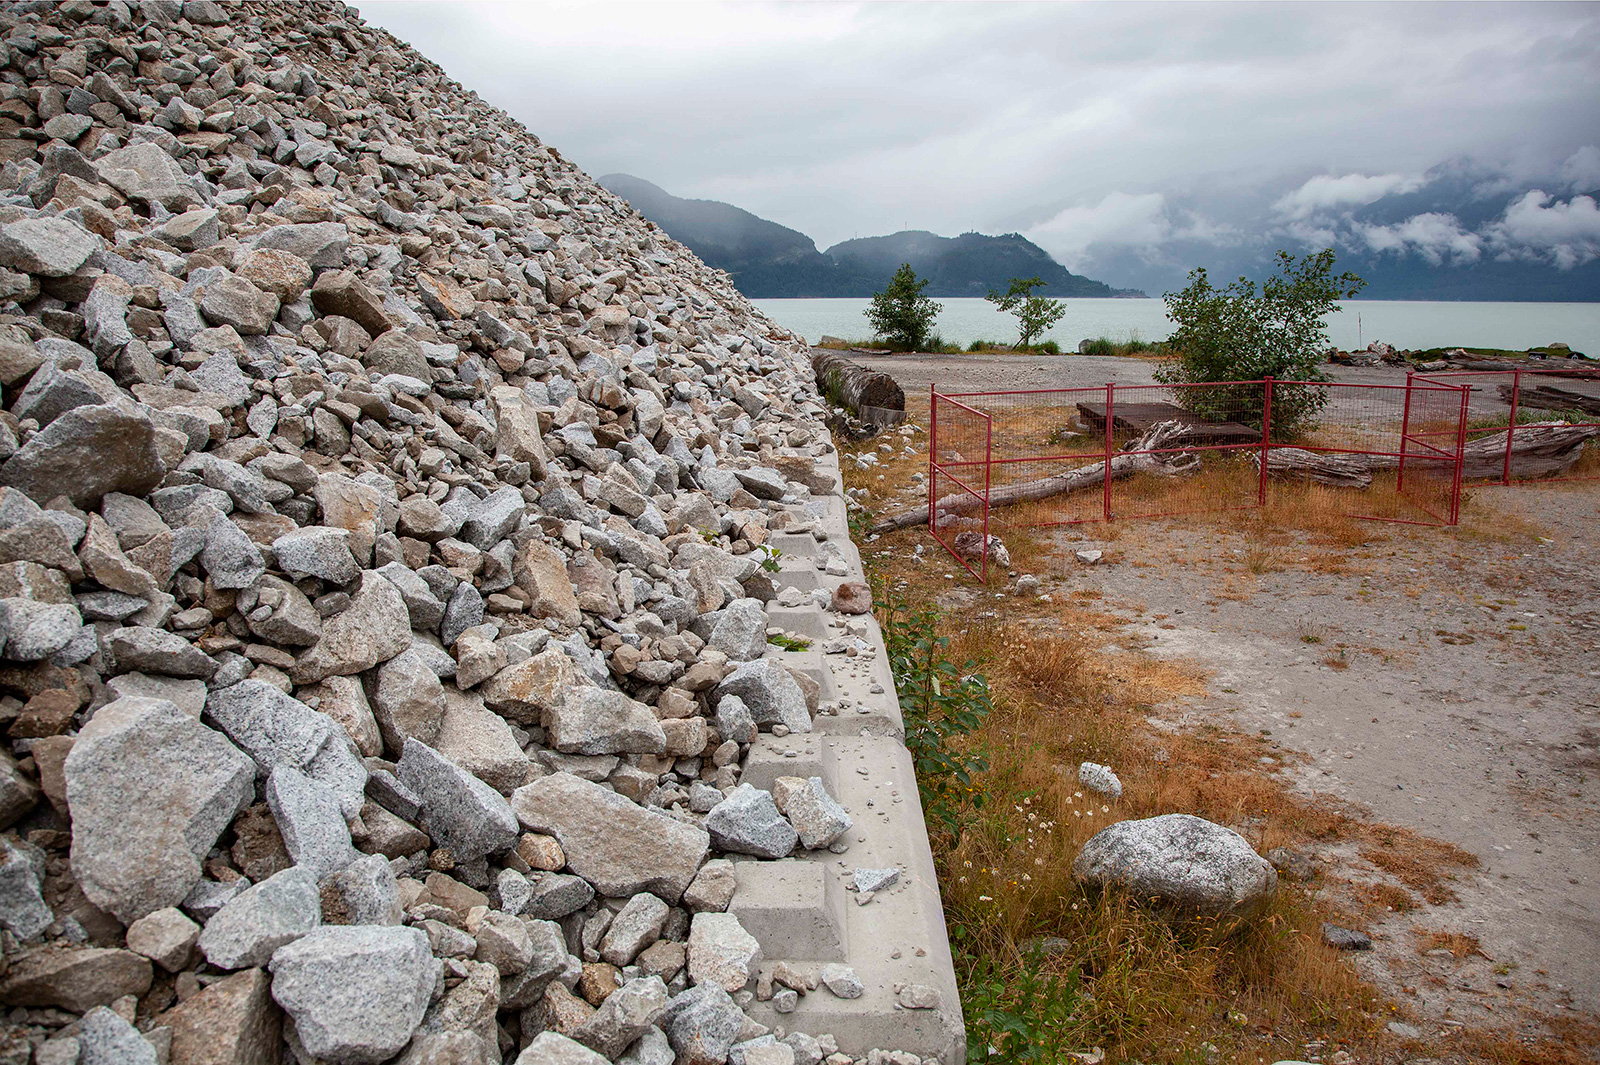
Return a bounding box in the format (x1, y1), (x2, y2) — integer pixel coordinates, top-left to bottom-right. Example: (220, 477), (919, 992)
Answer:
(1559, 145), (1600, 191)
(1354, 213), (1483, 265)
(1023, 192), (1172, 269)
(1486, 190), (1600, 269)
(1274, 173), (1427, 219)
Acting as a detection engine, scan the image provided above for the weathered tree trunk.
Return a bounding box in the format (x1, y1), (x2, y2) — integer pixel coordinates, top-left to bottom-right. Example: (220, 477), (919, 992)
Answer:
(870, 420), (1200, 534)
(1257, 449), (1375, 487)
(811, 349), (905, 421)
(1498, 383), (1600, 416)
(1256, 424), (1600, 484)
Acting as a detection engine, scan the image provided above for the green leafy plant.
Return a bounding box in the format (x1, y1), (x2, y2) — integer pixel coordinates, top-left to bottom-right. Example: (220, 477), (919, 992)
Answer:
(768, 633), (811, 652)
(960, 941), (1083, 1064)
(875, 578), (991, 837)
(985, 276), (1066, 349)
(865, 263), (943, 352)
(758, 546), (782, 573)
(1156, 249), (1364, 439)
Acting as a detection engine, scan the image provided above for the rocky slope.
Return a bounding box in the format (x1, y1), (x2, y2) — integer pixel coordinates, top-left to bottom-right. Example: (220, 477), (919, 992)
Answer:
(0, 2), (937, 1063)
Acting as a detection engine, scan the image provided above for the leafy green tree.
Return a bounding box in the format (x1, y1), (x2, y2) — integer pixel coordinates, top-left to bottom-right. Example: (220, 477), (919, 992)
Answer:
(984, 275), (1065, 348)
(865, 263), (942, 351)
(1156, 249), (1365, 437)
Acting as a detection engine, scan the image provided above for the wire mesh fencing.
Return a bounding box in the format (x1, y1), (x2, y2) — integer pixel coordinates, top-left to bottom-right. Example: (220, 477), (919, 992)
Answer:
(1413, 368), (1600, 484)
(926, 376), (1475, 578)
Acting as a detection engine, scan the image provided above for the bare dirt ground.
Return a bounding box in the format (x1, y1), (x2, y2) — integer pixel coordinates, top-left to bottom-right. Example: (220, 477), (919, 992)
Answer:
(851, 352), (1600, 1053)
(1059, 488), (1600, 1036)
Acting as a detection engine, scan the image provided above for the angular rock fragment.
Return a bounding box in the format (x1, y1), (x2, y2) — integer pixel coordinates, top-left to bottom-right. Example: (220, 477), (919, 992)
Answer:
(64, 697), (253, 922)
(397, 737), (519, 861)
(704, 784), (797, 859)
(713, 659), (812, 735)
(161, 966), (283, 1065)
(511, 774), (709, 901)
(268, 925), (436, 1065)
(291, 571), (411, 683)
(198, 866), (322, 970)
(0, 404), (166, 507)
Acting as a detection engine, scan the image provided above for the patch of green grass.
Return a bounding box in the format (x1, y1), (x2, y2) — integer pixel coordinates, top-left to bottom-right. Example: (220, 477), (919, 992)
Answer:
(966, 339), (1063, 355)
(1078, 334), (1167, 358)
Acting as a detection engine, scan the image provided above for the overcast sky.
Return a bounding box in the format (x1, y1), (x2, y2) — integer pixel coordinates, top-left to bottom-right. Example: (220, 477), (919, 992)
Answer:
(358, 1), (1600, 283)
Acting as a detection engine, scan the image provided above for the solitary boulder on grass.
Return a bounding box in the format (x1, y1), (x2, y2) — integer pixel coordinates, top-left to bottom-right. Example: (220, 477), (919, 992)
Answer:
(1072, 813), (1277, 918)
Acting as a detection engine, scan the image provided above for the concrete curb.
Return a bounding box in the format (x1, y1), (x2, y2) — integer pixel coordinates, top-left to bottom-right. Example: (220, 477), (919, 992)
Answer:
(728, 442), (966, 1061)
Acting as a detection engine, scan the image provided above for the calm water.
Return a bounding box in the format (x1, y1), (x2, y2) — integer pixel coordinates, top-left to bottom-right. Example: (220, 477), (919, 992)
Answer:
(754, 297), (1600, 355)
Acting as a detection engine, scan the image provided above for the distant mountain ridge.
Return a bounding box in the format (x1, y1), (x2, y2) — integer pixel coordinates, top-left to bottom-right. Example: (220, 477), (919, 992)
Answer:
(599, 174), (1143, 299)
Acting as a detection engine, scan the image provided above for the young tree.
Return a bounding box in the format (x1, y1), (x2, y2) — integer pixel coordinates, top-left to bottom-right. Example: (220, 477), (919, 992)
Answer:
(865, 264), (942, 352)
(1156, 249), (1365, 437)
(984, 275), (1065, 348)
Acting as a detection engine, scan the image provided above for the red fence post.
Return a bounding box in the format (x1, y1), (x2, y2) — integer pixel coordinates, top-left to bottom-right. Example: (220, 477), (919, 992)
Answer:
(1503, 369), (1520, 485)
(982, 403), (992, 584)
(1451, 383), (1469, 526)
(1397, 371), (1415, 493)
(1258, 375), (1274, 507)
(1102, 382), (1114, 522)
(927, 384), (936, 534)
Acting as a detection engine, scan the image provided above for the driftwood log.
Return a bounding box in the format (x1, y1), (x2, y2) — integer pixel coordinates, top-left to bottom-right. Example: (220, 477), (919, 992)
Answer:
(1257, 423), (1600, 484)
(870, 420), (1201, 534)
(1498, 383), (1600, 416)
(811, 349), (905, 422)
(875, 421), (1600, 536)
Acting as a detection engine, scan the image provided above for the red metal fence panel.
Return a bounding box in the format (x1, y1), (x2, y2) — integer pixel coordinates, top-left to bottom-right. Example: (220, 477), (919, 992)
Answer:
(1414, 367), (1600, 484)
(926, 376), (1477, 579)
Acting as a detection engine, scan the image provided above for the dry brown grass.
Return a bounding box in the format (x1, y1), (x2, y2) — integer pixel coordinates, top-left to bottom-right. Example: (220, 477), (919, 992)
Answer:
(1415, 927), (1484, 959)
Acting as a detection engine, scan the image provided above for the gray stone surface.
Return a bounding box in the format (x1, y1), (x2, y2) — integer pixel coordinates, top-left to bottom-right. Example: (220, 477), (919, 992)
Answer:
(292, 571), (411, 682)
(704, 784), (797, 860)
(397, 737), (519, 861)
(125, 906), (200, 972)
(0, 598), (81, 662)
(199, 866), (322, 970)
(64, 697), (253, 923)
(1078, 761), (1123, 799)
(546, 687), (666, 756)
(513, 1033), (609, 1065)
(107, 626), (217, 678)
(598, 892), (670, 966)
(372, 647), (447, 753)
(206, 680), (367, 817)
(661, 982), (745, 1065)
(268, 925), (436, 1065)
(0, 837), (50, 939)
(327, 852), (403, 926)
(1073, 813), (1279, 917)
(0, 404), (166, 507)
(0, 217), (96, 277)
(77, 1006), (158, 1065)
(511, 773), (709, 902)
(714, 659), (811, 735)
(709, 598), (767, 661)
(457, 486), (524, 549)
(778, 777), (852, 850)
(687, 911), (762, 992)
(265, 766), (361, 878)
(819, 962), (864, 999)
(273, 526), (360, 585)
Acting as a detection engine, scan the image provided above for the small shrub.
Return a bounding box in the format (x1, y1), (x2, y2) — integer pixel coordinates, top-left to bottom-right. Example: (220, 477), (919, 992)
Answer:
(866, 264), (942, 352)
(1156, 249), (1365, 439)
(875, 579), (991, 838)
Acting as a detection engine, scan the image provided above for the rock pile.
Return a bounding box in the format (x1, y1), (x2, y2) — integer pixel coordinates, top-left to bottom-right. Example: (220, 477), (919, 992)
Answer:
(0, 2), (929, 1062)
